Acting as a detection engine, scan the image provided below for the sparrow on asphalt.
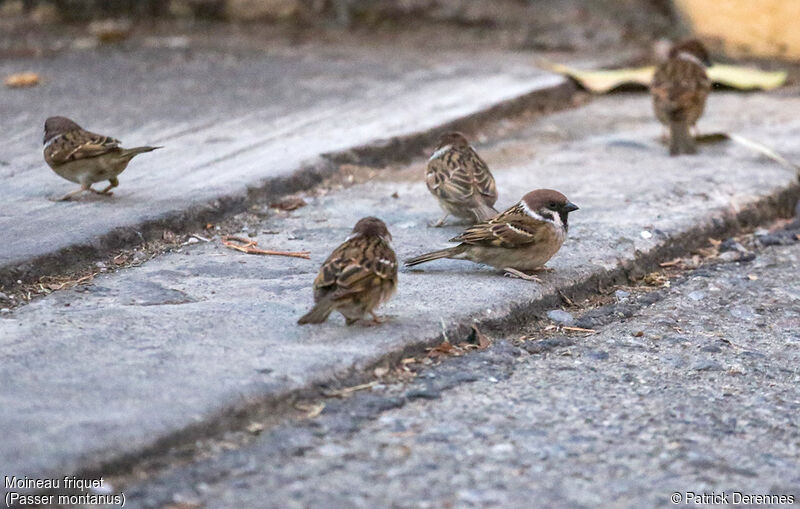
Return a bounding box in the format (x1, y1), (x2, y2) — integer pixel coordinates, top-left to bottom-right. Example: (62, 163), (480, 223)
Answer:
(298, 217), (398, 325)
(43, 116), (161, 201)
(405, 189), (578, 281)
(425, 131), (498, 226)
(651, 39), (712, 156)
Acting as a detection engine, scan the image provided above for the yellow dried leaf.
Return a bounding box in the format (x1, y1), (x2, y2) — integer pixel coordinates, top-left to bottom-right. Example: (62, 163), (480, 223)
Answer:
(540, 62), (653, 93)
(5, 72), (40, 88)
(541, 61), (786, 93)
(707, 64), (787, 90)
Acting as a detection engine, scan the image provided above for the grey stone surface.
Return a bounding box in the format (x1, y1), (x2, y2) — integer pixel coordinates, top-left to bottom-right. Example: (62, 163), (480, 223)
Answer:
(0, 36), (563, 282)
(1, 91), (799, 485)
(124, 241), (800, 509)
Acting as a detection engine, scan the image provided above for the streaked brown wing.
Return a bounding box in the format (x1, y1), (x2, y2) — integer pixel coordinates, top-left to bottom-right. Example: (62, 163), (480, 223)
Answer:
(313, 237), (397, 300)
(47, 128), (121, 164)
(651, 59), (711, 121)
(450, 203), (544, 249)
(426, 147), (497, 209)
(467, 148), (497, 203)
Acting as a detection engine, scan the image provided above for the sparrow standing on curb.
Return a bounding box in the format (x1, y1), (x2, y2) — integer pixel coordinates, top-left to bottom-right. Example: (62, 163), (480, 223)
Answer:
(425, 132), (498, 226)
(43, 116), (161, 201)
(651, 39), (712, 156)
(405, 189), (578, 281)
(298, 217), (398, 325)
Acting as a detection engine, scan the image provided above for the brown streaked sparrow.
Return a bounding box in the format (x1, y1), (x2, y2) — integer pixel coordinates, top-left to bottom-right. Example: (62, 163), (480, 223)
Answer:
(298, 217), (398, 325)
(43, 116), (161, 201)
(425, 131), (498, 226)
(405, 189), (578, 280)
(651, 39), (712, 156)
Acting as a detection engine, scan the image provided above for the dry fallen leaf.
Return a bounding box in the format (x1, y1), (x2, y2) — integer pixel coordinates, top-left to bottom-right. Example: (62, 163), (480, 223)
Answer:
(294, 401), (325, 418)
(89, 19), (132, 43)
(5, 72), (40, 88)
(270, 196), (307, 211)
(471, 325), (491, 349)
(245, 421), (264, 434)
(541, 61), (787, 93)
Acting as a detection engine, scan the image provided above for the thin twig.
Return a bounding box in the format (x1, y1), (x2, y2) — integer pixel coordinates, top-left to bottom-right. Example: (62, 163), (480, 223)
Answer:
(221, 235), (310, 259)
(562, 326), (597, 334)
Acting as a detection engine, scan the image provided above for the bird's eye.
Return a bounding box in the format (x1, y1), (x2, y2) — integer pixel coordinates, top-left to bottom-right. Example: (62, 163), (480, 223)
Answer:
(549, 202), (557, 208)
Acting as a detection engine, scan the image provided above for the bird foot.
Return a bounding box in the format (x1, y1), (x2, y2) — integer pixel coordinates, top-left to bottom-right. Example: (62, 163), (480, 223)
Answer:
(428, 216), (449, 228)
(503, 268), (542, 282)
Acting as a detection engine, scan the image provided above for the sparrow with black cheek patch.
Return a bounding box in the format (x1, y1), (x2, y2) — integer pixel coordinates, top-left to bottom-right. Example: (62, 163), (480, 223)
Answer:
(651, 39), (712, 156)
(425, 131), (498, 226)
(405, 189), (578, 281)
(43, 116), (161, 201)
(298, 217), (398, 326)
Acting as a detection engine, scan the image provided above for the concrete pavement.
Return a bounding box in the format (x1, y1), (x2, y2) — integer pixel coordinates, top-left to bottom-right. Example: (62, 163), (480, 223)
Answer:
(1, 89), (799, 490)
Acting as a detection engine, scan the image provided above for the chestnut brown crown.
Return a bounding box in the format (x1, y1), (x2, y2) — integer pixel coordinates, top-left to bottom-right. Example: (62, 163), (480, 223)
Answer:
(352, 217), (392, 241)
(436, 131), (470, 150)
(44, 116), (82, 144)
(522, 189), (579, 226)
(669, 39), (712, 67)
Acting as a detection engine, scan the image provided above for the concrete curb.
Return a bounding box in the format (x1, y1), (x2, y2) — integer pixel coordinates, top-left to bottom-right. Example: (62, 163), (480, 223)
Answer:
(0, 81), (577, 290)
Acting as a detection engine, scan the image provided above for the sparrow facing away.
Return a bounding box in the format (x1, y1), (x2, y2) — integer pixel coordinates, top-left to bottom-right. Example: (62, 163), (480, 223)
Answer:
(405, 189), (578, 281)
(651, 39), (712, 156)
(298, 217), (398, 325)
(43, 116), (161, 201)
(425, 131), (498, 226)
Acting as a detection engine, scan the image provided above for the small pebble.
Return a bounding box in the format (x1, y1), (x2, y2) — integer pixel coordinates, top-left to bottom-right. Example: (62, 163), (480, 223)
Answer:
(614, 290), (631, 301)
(688, 291), (706, 301)
(546, 309), (575, 326)
(691, 359), (722, 371)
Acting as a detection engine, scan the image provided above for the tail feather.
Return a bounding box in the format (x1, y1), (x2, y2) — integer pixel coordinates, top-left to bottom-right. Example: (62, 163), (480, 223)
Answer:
(121, 146), (162, 158)
(669, 121), (695, 156)
(297, 299), (335, 324)
(405, 245), (466, 267)
(471, 202), (499, 222)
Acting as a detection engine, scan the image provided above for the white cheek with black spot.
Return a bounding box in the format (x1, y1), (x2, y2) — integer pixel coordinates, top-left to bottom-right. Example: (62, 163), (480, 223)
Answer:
(43, 134), (60, 150)
(429, 145), (452, 161)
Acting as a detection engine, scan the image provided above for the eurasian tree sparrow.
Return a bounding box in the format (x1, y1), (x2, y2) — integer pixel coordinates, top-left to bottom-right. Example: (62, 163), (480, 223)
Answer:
(298, 217), (398, 325)
(43, 116), (161, 201)
(651, 39), (712, 156)
(425, 131), (498, 226)
(405, 189), (578, 280)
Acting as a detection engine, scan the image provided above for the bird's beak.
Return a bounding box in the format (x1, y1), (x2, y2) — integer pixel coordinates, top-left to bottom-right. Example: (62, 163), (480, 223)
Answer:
(564, 201), (579, 213)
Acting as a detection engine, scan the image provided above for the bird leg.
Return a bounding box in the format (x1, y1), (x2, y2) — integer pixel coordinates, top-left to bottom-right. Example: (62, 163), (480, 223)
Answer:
(503, 268), (542, 282)
(52, 183), (91, 202)
(369, 311), (388, 324)
(430, 214), (449, 228)
(93, 177), (118, 196)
